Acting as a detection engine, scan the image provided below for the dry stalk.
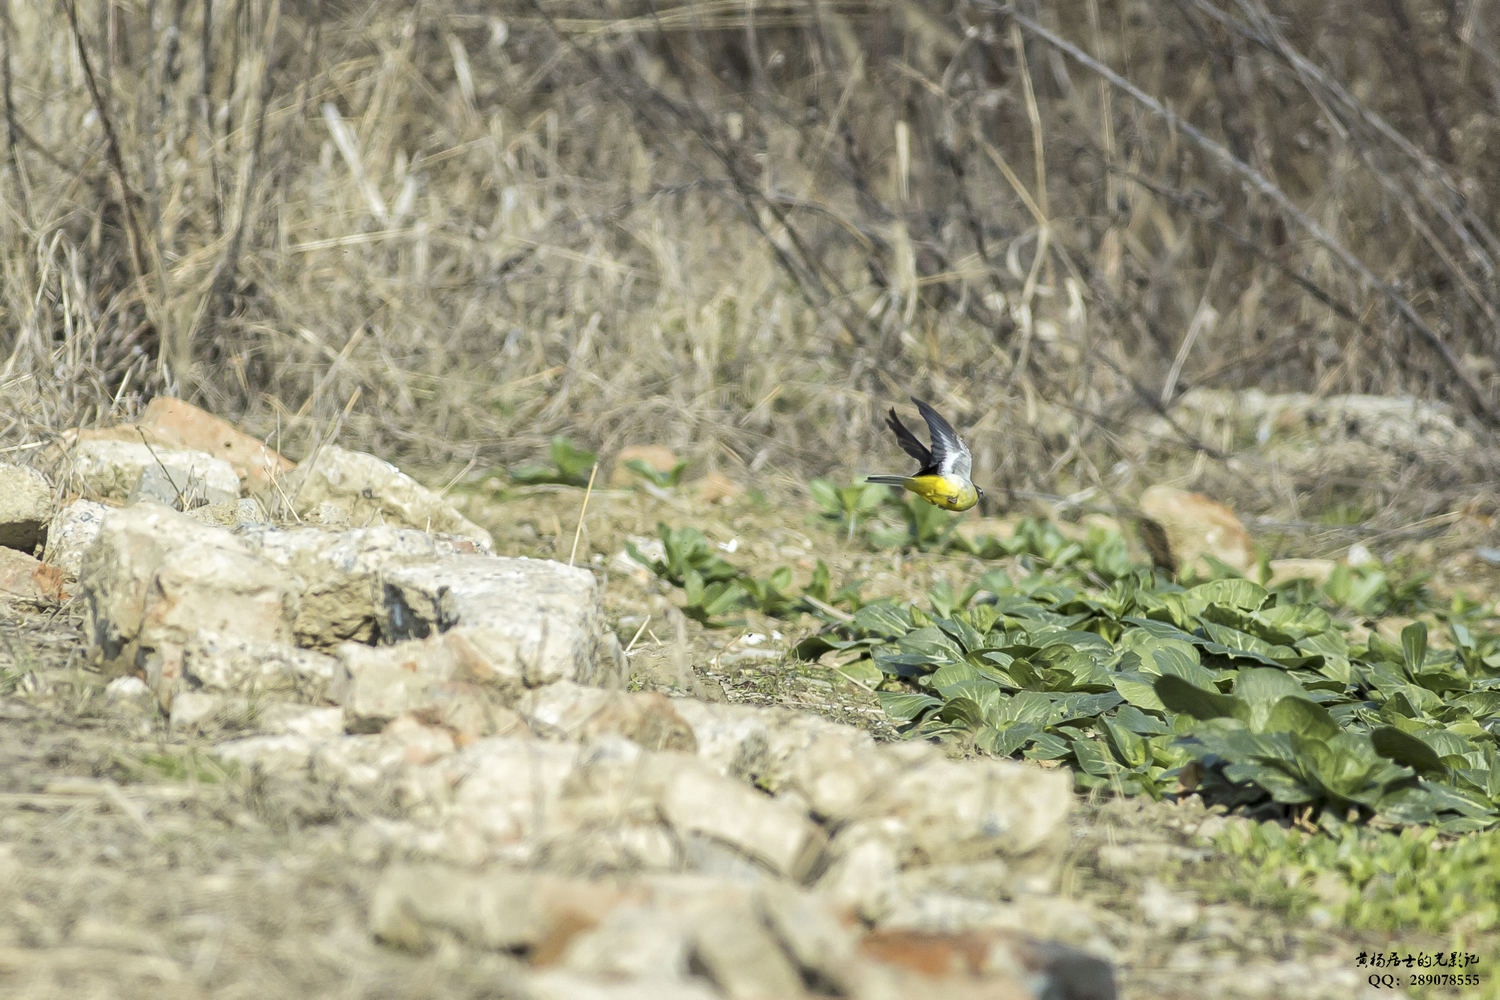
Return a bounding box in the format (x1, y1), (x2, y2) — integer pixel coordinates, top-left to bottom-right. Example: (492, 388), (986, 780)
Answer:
(567, 462), (598, 567)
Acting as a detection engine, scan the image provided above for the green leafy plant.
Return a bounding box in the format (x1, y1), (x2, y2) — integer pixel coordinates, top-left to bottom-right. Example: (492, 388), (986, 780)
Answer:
(633, 514), (1500, 831)
(741, 566), (804, 617)
(624, 457), (690, 489)
(808, 478), (888, 543)
(799, 567), (1500, 830)
(627, 523), (746, 624)
(1304, 559), (1431, 618)
(510, 436), (598, 487)
(945, 517), (1138, 582)
(628, 527), (865, 626)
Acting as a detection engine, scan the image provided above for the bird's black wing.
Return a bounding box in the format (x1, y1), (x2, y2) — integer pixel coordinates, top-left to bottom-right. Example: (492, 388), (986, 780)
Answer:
(886, 408), (934, 473)
(912, 397), (972, 479)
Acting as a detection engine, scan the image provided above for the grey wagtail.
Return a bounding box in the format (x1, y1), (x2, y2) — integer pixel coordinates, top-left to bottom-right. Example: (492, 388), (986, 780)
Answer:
(867, 397), (983, 512)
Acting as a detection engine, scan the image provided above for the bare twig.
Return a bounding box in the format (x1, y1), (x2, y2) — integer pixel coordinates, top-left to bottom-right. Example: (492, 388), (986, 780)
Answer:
(199, 0), (282, 369)
(623, 615), (651, 655)
(994, 2), (1500, 426)
(63, 0), (151, 287)
(802, 594), (855, 623)
(568, 462), (598, 567)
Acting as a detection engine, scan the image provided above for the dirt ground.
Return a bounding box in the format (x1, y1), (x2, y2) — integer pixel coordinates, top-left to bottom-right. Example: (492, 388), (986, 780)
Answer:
(0, 485), (1449, 999)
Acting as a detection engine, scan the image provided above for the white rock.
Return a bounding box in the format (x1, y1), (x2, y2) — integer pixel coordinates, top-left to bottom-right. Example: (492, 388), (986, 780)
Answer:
(876, 891), (1014, 933)
(169, 690), (230, 728)
(558, 904), (693, 981)
(68, 439), (239, 503)
(380, 556), (624, 688)
(256, 703), (344, 738)
(216, 734), (320, 775)
(282, 445), (493, 552)
(182, 632), (340, 702)
(514, 683), (697, 753)
(758, 881), (859, 993)
(334, 639), (458, 727)
(395, 733), (823, 877)
(128, 462), (238, 508)
(42, 499), (108, 577)
(333, 631), (523, 734)
(429, 737), (583, 862)
(896, 859), (1015, 901)
(182, 497), (268, 527)
(787, 726), (891, 822)
(816, 820), (902, 921)
(234, 524), (444, 647)
(311, 734), (412, 791)
(80, 503), (290, 686)
(689, 900), (807, 1000)
(382, 715), (460, 762)
(652, 753), (826, 879)
(515, 680), (616, 738)
(0, 462), (53, 553)
(369, 863), (627, 953)
(1138, 877), (1199, 931)
(872, 756), (1072, 863)
(104, 675), (150, 701)
(669, 699), (870, 792)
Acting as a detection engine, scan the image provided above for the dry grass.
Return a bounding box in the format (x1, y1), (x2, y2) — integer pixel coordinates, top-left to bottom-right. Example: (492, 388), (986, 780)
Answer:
(3, 0), (1500, 518)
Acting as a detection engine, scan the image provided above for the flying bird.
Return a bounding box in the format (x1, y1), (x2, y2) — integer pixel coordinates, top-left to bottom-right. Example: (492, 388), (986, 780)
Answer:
(867, 397), (982, 512)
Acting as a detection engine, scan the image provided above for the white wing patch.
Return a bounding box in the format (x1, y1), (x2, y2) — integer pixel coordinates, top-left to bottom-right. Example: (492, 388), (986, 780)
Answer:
(913, 399), (973, 480)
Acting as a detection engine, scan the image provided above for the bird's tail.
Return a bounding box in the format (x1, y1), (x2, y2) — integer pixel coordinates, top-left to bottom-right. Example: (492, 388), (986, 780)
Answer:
(865, 475), (909, 486)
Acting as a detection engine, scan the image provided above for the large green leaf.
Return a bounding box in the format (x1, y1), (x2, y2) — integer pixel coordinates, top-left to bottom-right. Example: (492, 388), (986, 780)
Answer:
(1399, 621), (1429, 675)
(1258, 602), (1333, 638)
(977, 723), (1042, 757)
(934, 614), (988, 655)
(1232, 669), (1311, 730)
(1371, 727), (1449, 776)
(1114, 671), (1167, 711)
(992, 690), (1059, 726)
(1050, 691), (1125, 722)
(807, 478), (841, 515)
(1186, 578), (1270, 611)
(930, 661), (982, 689)
(1154, 674), (1243, 721)
(1112, 704), (1173, 734)
(895, 626), (966, 665)
(878, 691), (943, 721)
(1265, 696), (1341, 741)
(936, 680), (1005, 724)
(1072, 738), (1121, 777)
(853, 601), (914, 637)
(1102, 717), (1150, 768)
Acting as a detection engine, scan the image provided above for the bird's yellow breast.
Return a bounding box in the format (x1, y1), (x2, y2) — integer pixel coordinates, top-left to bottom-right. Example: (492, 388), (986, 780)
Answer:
(904, 475), (979, 512)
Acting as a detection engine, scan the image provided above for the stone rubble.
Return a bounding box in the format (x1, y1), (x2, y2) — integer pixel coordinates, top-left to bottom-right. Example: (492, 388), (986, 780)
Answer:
(80, 502), (293, 687)
(42, 498), (109, 577)
(281, 443), (494, 551)
(3, 397), (1121, 1000)
(0, 545), (66, 602)
(366, 864), (1108, 1000)
(0, 461), (53, 553)
(66, 438), (242, 505)
(61, 395), (295, 489)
